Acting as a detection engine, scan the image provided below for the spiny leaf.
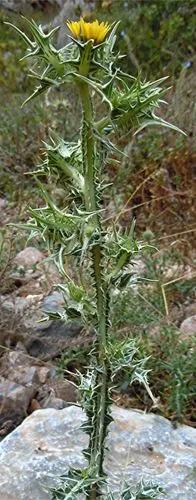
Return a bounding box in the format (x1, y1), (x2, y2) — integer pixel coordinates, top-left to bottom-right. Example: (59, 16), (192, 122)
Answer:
(72, 72), (113, 110)
(104, 21), (120, 55)
(42, 137), (84, 193)
(50, 467), (98, 499)
(21, 80), (51, 107)
(4, 21), (34, 47)
(134, 114), (187, 136)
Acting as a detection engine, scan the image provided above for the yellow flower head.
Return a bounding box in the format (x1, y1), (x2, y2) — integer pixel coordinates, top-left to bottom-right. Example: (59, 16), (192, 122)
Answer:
(66, 18), (111, 44)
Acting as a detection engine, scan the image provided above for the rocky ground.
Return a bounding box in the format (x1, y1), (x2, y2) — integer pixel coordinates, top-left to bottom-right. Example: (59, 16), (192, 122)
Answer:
(0, 405), (195, 499)
(0, 242), (195, 438)
(0, 243), (94, 437)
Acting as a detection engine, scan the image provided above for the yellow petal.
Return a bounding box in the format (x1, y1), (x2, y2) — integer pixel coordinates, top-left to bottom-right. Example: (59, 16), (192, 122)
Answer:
(88, 23), (93, 40)
(91, 21), (98, 41)
(67, 20), (80, 38)
(80, 18), (86, 39)
(66, 18), (111, 43)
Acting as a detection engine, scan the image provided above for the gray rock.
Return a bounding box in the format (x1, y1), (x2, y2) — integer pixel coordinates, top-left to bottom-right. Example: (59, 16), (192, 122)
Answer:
(0, 349), (77, 437)
(0, 293), (42, 314)
(0, 406), (87, 499)
(26, 319), (83, 359)
(14, 246), (44, 267)
(5, 366), (40, 386)
(36, 378), (77, 408)
(7, 290), (64, 334)
(25, 290), (65, 333)
(106, 407), (196, 499)
(1, 0), (63, 12)
(38, 260), (61, 285)
(41, 395), (67, 409)
(24, 313), (52, 331)
(1, 351), (33, 369)
(42, 291), (65, 314)
(36, 366), (57, 384)
(0, 410), (23, 438)
(9, 269), (41, 286)
(0, 406), (195, 499)
(0, 376), (35, 413)
(180, 315), (196, 339)
(0, 351), (56, 386)
(15, 341), (28, 352)
(0, 197), (7, 208)
(1, 363), (56, 388)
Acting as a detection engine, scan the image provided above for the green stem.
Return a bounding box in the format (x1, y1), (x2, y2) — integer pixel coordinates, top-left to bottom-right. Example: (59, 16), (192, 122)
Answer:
(79, 82), (98, 215)
(78, 46), (109, 499)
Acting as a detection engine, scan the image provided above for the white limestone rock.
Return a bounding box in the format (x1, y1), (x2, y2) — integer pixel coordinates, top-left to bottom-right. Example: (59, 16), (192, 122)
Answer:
(0, 406), (195, 499)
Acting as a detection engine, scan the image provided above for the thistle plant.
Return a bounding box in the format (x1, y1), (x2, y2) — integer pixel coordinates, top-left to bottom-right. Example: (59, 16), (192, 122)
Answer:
(7, 16), (184, 499)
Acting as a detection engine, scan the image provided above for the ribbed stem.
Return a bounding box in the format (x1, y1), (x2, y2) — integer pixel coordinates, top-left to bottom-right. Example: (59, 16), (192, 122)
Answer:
(78, 46), (109, 499)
